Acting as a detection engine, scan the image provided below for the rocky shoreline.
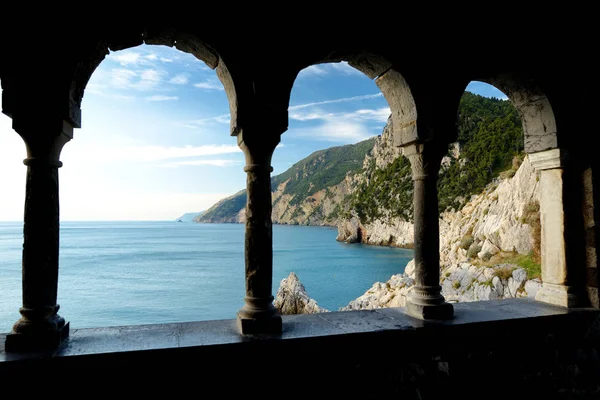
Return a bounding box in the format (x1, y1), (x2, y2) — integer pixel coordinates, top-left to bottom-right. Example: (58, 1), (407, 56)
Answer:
(274, 260), (543, 314)
(275, 154), (542, 315)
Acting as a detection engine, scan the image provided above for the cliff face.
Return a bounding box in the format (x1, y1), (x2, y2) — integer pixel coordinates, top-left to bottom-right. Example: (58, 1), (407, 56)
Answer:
(195, 138), (375, 225)
(274, 155), (543, 314)
(439, 155), (539, 266)
(335, 117), (414, 246)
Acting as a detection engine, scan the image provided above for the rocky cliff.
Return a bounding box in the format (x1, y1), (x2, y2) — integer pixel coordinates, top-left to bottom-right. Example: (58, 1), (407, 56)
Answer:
(195, 138), (375, 225)
(196, 92), (527, 256)
(274, 154), (543, 313)
(274, 272), (329, 314)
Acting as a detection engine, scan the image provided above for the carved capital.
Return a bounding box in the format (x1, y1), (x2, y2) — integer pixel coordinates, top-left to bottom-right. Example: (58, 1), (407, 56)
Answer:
(403, 142), (446, 180)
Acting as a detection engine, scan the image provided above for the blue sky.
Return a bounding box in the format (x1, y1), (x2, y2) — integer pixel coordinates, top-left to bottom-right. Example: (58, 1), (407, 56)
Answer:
(0, 45), (506, 221)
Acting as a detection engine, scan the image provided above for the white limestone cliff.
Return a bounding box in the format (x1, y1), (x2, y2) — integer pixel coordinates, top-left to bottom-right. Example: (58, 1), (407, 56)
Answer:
(274, 272), (329, 315)
(275, 155), (543, 314)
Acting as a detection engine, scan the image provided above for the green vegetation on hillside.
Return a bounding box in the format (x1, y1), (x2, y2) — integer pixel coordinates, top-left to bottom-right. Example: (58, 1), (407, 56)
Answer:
(344, 155), (414, 223)
(347, 91), (524, 224)
(197, 138), (376, 222)
(197, 91), (524, 226)
(437, 92), (523, 212)
(271, 137), (376, 205)
(197, 189), (247, 222)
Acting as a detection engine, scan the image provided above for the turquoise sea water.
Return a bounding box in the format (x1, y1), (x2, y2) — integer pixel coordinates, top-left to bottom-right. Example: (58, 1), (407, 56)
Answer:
(0, 221), (412, 333)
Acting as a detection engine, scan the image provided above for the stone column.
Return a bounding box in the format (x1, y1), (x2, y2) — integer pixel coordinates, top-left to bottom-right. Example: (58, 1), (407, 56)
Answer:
(404, 143), (454, 320)
(529, 148), (586, 307)
(236, 130), (282, 335)
(5, 120), (72, 352)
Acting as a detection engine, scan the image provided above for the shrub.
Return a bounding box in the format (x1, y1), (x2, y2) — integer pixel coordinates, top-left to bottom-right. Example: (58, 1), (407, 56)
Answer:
(460, 235), (474, 250)
(494, 266), (515, 281)
(481, 252), (492, 261)
(521, 201), (541, 264)
(453, 281), (461, 289)
(467, 244), (481, 259)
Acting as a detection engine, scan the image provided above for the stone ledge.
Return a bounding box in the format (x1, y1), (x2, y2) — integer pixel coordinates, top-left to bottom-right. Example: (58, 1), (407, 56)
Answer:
(1, 299), (598, 397)
(0, 298), (592, 363)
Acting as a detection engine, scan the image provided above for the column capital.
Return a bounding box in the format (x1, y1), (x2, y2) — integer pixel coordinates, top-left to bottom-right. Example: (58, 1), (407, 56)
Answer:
(237, 128), (281, 169)
(14, 118), (74, 162)
(528, 148), (568, 171)
(403, 141), (447, 181)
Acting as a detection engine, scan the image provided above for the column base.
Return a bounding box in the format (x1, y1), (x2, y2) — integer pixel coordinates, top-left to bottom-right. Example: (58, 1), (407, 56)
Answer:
(5, 322), (70, 353)
(406, 300), (454, 320)
(535, 282), (581, 308)
(237, 314), (282, 336)
(237, 298), (282, 335)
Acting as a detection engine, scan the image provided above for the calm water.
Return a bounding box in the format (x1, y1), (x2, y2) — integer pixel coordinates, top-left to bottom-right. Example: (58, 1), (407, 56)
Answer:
(0, 221), (412, 333)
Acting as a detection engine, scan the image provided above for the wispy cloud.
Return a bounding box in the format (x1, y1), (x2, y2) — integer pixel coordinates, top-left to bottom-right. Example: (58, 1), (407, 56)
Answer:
(159, 159), (240, 168)
(289, 93), (384, 110)
(112, 52), (142, 66)
(103, 144), (242, 163)
(297, 61), (362, 78)
(146, 95), (178, 101)
(109, 51), (170, 66)
(108, 68), (167, 91)
(299, 64), (329, 76)
(193, 80), (224, 91)
(291, 120), (374, 143)
(177, 114), (231, 129)
(169, 74), (189, 84)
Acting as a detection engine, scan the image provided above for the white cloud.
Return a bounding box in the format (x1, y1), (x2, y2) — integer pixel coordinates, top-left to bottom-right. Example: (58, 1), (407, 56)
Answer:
(108, 68), (166, 91)
(146, 95), (178, 101)
(291, 120), (373, 143)
(297, 61), (362, 78)
(214, 115), (230, 124)
(111, 52), (142, 66)
(169, 74), (189, 84)
(291, 107), (390, 123)
(290, 110), (335, 121)
(97, 144), (242, 163)
(289, 93), (383, 110)
(159, 159), (240, 168)
(138, 69), (164, 90)
(109, 51), (165, 67)
(193, 80), (224, 91)
(342, 107), (390, 123)
(180, 114), (231, 128)
(328, 62), (363, 76)
(160, 57), (173, 63)
(298, 64), (329, 76)
(110, 68), (137, 87)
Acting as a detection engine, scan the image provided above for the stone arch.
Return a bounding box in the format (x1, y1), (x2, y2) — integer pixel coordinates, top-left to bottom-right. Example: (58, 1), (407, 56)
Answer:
(67, 27), (241, 136)
(292, 51), (418, 147)
(475, 74), (558, 154)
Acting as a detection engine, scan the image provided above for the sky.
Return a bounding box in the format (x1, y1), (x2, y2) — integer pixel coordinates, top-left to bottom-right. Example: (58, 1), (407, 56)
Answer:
(0, 45), (507, 221)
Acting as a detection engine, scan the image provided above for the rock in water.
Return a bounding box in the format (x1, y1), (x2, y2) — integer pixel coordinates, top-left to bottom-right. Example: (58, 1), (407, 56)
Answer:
(274, 272), (329, 315)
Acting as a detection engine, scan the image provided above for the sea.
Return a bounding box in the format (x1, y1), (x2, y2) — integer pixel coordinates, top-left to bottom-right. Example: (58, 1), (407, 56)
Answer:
(0, 221), (412, 333)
